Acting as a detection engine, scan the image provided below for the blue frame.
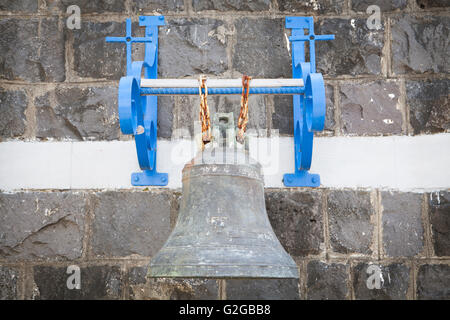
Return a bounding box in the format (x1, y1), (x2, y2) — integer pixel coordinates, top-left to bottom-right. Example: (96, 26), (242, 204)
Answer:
(106, 16), (168, 186)
(283, 16), (334, 187)
(106, 16), (333, 187)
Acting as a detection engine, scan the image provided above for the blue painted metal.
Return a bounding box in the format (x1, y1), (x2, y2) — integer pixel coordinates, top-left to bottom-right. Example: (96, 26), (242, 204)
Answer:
(106, 16), (168, 186)
(283, 16), (334, 187)
(106, 15), (333, 187)
(140, 86), (305, 95)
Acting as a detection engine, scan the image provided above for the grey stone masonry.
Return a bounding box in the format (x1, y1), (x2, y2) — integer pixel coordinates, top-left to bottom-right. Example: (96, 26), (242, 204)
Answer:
(265, 190), (324, 256)
(35, 86), (119, 141)
(90, 191), (173, 257)
(0, 266), (19, 300)
(340, 81), (402, 135)
(47, 0), (125, 13)
(32, 265), (123, 300)
(316, 18), (384, 76)
(307, 261), (348, 300)
(128, 266), (219, 299)
(351, 0), (407, 12)
(278, 0), (345, 14)
(226, 279), (299, 300)
(0, 0), (449, 301)
(192, 0), (270, 11)
(72, 21), (125, 80)
(406, 79), (450, 135)
(0, 18), (65, 82)
(0, 0), (38, 12)
(353, 263), (410, 300)
(391, 15), (449, 75)
(0, 87), (27, 139)
(429, 192), (450, 257)
(327, 190), (374, 255)
(131, 0), (185, 13)
(0, 192), (87, 261)
(381, 192), (424, 257)
(417, 264), (450, 300)
(159, 18), (229, 78)
(233, 18), (291, 78)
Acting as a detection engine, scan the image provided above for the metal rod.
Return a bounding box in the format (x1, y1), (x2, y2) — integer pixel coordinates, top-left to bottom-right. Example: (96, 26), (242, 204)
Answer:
(140, 78), (304, 88)
(140, 87), (305, 95)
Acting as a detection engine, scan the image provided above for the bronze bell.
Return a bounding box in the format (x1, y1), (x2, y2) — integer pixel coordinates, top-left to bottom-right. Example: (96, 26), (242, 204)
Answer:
(147, 113), (298, 279)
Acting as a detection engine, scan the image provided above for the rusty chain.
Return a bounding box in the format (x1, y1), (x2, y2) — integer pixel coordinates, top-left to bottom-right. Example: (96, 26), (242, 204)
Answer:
(237, 75), (252, 143)
(198, 75), (211, 146)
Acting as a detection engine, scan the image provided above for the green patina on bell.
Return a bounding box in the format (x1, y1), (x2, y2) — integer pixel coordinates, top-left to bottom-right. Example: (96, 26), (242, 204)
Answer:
(147, 113), (298, 278)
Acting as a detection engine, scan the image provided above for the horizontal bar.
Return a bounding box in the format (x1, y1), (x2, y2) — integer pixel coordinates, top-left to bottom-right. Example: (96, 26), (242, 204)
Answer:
(140, 87), (305, 95)
(140, 78), (304, 88)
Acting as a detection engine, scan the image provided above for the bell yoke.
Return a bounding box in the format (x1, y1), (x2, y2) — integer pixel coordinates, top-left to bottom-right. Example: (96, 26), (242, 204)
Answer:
(106, 16), (334, 279)
(106, 15), (334, 188)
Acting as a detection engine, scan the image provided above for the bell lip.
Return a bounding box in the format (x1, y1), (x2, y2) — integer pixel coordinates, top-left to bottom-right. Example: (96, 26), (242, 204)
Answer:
(146, 265), (299, 279)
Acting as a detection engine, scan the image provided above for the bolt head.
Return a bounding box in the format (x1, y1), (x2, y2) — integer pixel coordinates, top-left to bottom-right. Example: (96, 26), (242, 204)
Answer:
(139, 16), (144, 21)
(159, 16), (164, 20)
(312, 176), (318, 183)
(133, 176), (139, 182)
(161, 176), (167, 183)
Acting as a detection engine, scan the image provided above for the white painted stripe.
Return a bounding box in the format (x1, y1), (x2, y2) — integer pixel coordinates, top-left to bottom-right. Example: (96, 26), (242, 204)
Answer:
(0, 134), (449, 192)
(140, 78), (304, 88)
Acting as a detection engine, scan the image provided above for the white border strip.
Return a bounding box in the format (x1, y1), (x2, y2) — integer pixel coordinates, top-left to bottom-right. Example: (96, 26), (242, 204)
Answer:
(0, 134), (449, 192)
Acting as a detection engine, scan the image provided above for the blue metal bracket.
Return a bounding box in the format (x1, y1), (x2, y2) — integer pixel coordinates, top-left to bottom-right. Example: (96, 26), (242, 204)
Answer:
(283, 16), (334, 187)
(106, 15), (333, 187)
(106, 16), (168, 186)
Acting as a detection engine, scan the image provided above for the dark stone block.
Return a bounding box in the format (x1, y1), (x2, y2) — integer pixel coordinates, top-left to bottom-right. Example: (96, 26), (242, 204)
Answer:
(157, 96), (174, 139)
(233, 18), (290, 78)
(265, 190), (324, 256)
(128, 266), (219, 299)
(0, 266), (19, 300)
(0, 88), (27, 139)
(327, 190), (374, 254)
(307, 260), (348, 300)
(272, 84), (334, 135)
(192, 0), (270, 11)
(272, 96), (293, 135)
(278, 0), (345, 14)
(392, 15), (449, 74)
(51, 0), (125, 13)
(416, 0), (450, 9)
(351, 0), (407, 12)
(406, 79), (450, 135)
(381, 192), (424, 257)
(72, 21), (145, 80)
(340, 81), (402, 135)
(91, 191), (172, 257)
(0, 18), (65, 82)
(159, 18), (228, 77)
(131, 0), (185, 13)
(353, 263), (410, 300)
(429, 192), (450, 257)
(0, 192), (87, 261)
(226, 279), (299, 300)
(417, 264), (450, 300)
(0, 0), (38, 12)
(36, 86), (119, 141)
(33, 265), (122, 300)
(316, 18), (384, 76)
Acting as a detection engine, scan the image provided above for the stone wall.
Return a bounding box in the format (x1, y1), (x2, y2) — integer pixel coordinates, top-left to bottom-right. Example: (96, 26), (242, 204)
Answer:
(0, 0), (449, 300)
